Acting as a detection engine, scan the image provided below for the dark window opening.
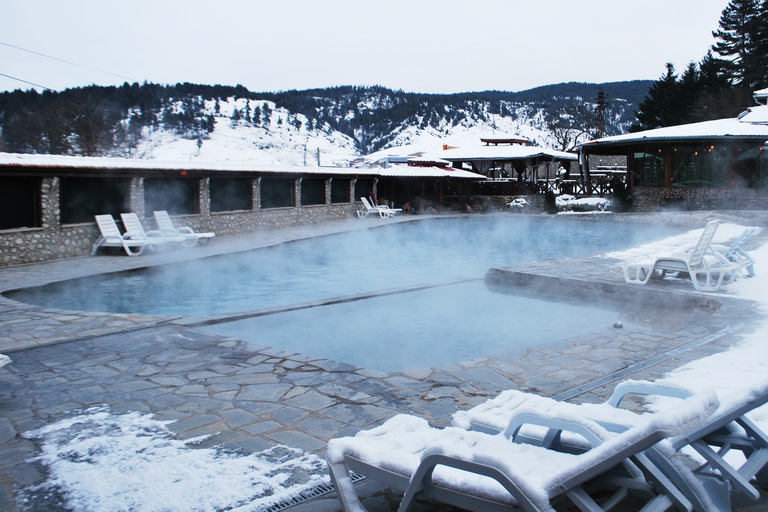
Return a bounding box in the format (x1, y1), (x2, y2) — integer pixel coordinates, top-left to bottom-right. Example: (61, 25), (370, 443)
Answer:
(632, 147), (664, 187)
(0, 177), (41, 230)
(144, 177), (198, 217)
(354, 178), (374, 203)
(61, 177), (131, 224)
(210, 177), (253, 212)
(331, 179), (350, 203)
(261, 178), (294, 208)
(300, 178), (325, 206)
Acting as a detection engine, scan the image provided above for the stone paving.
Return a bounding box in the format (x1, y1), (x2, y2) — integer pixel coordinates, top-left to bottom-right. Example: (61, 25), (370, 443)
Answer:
(1, 212), (768, 511)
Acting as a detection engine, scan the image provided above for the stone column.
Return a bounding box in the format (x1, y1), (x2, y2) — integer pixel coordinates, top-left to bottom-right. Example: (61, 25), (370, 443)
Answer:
(40, 177), (60, 230)
(325, 178), (332, 205)
(350, 179), (357, 203)
(199, 177), (211, 216)
(253, 177), (261, 210)
(295, 178), (302, 207)
(129, 178), (145, 218)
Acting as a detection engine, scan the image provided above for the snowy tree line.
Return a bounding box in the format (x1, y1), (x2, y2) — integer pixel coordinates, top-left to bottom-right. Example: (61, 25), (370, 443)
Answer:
(633, 0), (768, 131)
(0, 81), (650, 157)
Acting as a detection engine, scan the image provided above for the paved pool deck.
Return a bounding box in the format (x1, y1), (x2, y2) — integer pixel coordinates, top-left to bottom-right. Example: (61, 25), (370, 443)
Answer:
(1, 211), (768, 511)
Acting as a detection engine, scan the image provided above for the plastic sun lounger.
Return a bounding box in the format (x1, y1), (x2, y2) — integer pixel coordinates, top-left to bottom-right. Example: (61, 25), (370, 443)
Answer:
(453, 378), (768, 510)
(0, 354), (11, 369)
(711, 227), (758, 277)
(357, 197), (401, 218)
(120, 212), (182, 251)
(621, 220), (740, 292)
(153, 210), (215, 247)
(91, 214), (149, 256)
(327, 391), (719, 512)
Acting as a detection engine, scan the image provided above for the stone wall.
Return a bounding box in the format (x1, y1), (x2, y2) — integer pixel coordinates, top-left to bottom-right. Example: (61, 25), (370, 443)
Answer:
(0, 173), (360, 266)
(632, 187), (768, 212)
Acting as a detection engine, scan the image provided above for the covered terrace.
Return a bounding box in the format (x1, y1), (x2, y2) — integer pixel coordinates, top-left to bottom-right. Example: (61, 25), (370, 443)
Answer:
(577, 89), (768, 211)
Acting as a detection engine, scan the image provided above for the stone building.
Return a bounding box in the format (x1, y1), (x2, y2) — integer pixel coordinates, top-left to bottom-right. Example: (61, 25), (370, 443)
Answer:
(0, 153), (483, 266)
(577, 89), (768, 211)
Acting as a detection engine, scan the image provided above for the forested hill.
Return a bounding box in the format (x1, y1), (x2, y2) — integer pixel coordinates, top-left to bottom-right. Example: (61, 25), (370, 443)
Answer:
(0, 80), (652, 165)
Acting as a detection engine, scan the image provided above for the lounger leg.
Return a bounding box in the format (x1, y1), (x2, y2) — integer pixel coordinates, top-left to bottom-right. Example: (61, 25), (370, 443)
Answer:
(327, 458), (369, 512)
(622, 264), (653, 285)
(91, 238), (103, 256)
(121, 243), (144, 257)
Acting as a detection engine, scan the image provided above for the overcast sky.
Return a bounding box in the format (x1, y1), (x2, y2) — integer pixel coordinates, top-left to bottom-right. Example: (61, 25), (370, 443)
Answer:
(1, 0), (730, 95)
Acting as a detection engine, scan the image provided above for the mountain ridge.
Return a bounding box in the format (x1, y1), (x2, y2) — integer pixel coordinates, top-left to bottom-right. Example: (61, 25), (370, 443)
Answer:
(0, 80), (653, 165)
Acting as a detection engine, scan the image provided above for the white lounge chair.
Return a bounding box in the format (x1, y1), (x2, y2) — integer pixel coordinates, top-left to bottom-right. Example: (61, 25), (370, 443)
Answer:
(327, 390), (719, 512)
(622, 220), (740, 292)
(0, 354), (11, 369)
(153, 210), (215, 247)
(453, 378), (768, 509)
(91, 214), (149, 256)
(357, 197), (401, 218)
(120, 213), (181, 251)
(711, 227), (758, 277)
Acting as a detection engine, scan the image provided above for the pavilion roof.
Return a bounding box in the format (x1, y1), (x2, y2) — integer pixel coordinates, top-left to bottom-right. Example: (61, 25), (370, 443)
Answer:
(578, 105), (768, 150)
(0, 153), (486, 180)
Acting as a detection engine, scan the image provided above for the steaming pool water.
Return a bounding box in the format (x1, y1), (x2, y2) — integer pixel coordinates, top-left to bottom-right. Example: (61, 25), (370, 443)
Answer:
(7, 216), (682, 372)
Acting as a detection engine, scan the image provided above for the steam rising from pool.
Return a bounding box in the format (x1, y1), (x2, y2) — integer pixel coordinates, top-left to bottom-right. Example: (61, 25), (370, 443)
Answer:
(7, 216), (682, 318)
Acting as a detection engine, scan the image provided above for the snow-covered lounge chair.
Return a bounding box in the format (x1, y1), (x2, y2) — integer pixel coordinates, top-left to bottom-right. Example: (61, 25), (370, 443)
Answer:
(153, 210), (215, 247)
(621, 220), (740, 292)
(453, 378), (768, 509)
(91, 214), (149, 256)
(327, 391), (719, 512)
(120, 212), (180, 251)
(711, 226), (758, 277)
(0, 354), (11, 369)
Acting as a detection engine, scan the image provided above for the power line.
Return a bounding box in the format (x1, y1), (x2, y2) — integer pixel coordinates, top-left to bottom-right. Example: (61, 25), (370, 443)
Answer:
(0, 72), (56, 91)
(0, 41), (137, 82)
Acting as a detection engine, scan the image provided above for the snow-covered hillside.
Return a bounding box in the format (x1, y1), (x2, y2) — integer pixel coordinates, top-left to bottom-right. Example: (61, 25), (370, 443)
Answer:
(130, 98), (360, 167)
(0, 82), (650, 163)
(130, 99), (558, 166)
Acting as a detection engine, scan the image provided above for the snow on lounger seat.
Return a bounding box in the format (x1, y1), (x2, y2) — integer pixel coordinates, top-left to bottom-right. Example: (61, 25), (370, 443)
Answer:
(453, 378), (768, 508)
(327, 390), (719, 512)
(153, 210), (215, 247)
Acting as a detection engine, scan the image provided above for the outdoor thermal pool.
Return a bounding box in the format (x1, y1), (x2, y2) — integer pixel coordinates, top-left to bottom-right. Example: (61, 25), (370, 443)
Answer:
(5, 215), (684, 371)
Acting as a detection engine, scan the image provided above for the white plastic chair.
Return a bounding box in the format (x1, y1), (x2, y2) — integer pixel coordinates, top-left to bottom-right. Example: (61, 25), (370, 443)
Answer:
(91, 214), (148, 256)
(153, 210), (215, 247)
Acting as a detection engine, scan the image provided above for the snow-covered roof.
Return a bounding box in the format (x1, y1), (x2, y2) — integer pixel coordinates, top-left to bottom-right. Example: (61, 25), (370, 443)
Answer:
(0, 153), (485, 179)
(378, 165), (486, 179)
(578, 106), (768, 149)
(754, 88), (768, 105)
(423, 144), (577, 162)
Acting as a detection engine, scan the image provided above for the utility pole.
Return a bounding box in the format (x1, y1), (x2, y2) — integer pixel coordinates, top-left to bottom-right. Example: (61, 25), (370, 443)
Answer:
(595, 89), (607, 139)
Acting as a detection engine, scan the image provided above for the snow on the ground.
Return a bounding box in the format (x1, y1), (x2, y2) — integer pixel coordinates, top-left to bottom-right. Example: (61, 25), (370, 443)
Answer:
(605, 222), (768, 424)
(17, 221), (768, 511)
(21, 406), (328, 512)
(556, 194), (611, 213)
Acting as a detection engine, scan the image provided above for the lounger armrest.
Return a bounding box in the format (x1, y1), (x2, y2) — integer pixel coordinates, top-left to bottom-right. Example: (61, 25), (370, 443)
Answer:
(176, 226), (195, 235)
(144, 229), (165, 239)
(502, 412), (606, 449)
(121, 231), (145, 240)
(608, 381), (691, 408)
(405, 451), (541, 512)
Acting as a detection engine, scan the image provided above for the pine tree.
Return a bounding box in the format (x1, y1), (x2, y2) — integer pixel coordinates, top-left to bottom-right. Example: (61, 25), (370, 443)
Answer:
(711, 0), (768, 88)
(633, 63), (681, 130)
